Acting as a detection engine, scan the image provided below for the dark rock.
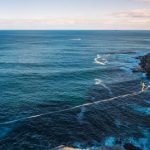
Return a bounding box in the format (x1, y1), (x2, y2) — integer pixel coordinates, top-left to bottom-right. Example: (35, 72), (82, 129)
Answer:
(52, 145), (126, 150)
(132, 67), (144, 73)
(133, 53), (150, 78)
(135, 56), (143, 59)
(124, 143), (142, 150)
(52, 145), (80, 150)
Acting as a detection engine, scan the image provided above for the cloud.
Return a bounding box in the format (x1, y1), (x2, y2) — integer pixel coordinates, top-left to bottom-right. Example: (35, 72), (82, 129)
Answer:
(0, 9), (150, 29)
(0, 18), (108, 29)
(111, 9), (150, 29)
(132, 0), (150, 2)
(115, 9), (150, 18)
(0, 18), (114, 27)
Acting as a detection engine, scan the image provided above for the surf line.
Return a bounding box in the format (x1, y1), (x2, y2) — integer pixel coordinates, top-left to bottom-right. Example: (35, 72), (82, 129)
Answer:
(0, 90), (144, 125)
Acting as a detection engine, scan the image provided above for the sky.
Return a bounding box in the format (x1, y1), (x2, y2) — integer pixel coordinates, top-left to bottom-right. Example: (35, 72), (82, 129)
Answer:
(0, 0), (150, 30)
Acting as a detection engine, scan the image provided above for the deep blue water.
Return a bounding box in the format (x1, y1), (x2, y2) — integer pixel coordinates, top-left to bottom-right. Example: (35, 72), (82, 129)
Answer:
(0, 30), (150, 149)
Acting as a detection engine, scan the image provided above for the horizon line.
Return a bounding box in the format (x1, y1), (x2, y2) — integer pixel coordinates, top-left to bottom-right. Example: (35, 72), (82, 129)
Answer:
(0, 29), (150, 31)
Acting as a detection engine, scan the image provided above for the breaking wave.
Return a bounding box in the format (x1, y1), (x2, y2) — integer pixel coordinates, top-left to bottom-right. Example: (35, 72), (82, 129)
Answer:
(94, 54), (107, 65)
(95, 79), (113, 95)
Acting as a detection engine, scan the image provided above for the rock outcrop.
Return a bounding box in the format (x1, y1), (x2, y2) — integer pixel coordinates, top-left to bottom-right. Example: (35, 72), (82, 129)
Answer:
(124, 143), (142, 150)
(52, 145), (81, 150)
(52, 145), (126, 150)
(52, 143), (143, 150)
(133, 53), (150, 78)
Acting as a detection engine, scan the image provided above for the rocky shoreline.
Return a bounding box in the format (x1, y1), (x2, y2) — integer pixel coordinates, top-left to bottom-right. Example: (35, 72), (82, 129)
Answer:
(52, 54), (150, 150)
(52, 143), (142, 150)
(133, 53), (150, 78)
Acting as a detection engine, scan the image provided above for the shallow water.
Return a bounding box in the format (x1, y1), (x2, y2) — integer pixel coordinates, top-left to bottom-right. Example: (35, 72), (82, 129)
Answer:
(0, 30), (150, 149)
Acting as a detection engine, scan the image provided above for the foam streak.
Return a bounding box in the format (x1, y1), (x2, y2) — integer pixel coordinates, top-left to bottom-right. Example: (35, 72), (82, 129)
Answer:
(0, 91), (143, 125)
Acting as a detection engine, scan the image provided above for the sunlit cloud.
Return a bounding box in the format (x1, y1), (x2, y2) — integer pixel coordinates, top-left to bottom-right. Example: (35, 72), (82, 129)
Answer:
(0, 19), (104, 30)
(115, 9), (150, 18)
(112, 9), (150, 29)
(0, 9), (150, 30)
(132, 0), (150, 2)
(0, 0), (150, 29)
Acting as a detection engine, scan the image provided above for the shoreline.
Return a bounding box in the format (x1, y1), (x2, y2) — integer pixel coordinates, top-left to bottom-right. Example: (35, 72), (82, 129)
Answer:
(133, 53), (150, 79)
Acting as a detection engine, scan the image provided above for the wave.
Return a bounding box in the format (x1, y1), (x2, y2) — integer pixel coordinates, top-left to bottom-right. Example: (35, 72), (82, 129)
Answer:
(95, 79), (113, 95)
(73, 133), (148, 150)
(132, 104), (150, 115)
(70, 38), (82, 41)
(100, 51), (137, 55)
(126, 135), (149, 150)
(94, 79), (101, 85)
(2, 67), (121, 79)
(0, 90), (143, 125)
(103, 134), (149, 150)
(145, 100), (150, 104)
(104, 136), (116, 146)
(94, 54), (107, 65)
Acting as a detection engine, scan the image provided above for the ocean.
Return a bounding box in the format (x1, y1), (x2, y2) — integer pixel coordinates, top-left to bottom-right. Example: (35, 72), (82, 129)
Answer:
(0, 30), (150, 149)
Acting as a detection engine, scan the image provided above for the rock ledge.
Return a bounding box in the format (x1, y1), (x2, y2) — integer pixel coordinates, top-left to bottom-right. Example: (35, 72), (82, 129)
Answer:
(133, 53), (150, 78)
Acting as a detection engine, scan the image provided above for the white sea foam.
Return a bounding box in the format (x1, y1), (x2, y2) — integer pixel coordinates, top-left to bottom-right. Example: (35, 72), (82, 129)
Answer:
(0, 90), (143, 125)
(70, 38), (82, 41)
(94, 79), (101, 85)
(94, 54), (107, 65)
(95, 79), (113, 95)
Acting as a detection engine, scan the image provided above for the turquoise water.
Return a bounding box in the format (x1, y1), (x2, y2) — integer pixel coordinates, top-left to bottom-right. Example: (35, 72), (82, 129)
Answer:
(0, 30), (150, 149)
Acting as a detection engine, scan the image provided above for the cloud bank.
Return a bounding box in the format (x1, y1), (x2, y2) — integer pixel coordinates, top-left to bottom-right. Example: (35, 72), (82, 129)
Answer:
(0, 9), (149, 30)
